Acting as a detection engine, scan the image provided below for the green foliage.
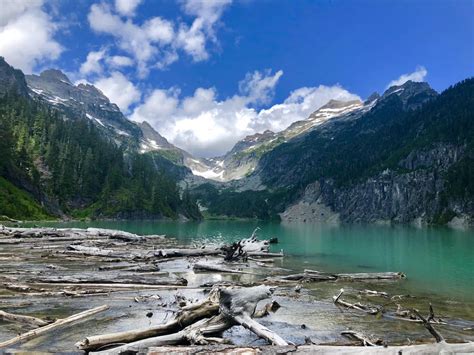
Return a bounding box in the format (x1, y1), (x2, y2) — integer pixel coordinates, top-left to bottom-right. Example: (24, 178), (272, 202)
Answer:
(444, 156), (474, 200)
(191, 183), (289, 220)
(0, 177), (51, 220)
(153, 149), (183, 164)
(0, 94), (201, 220)
(259, 78), (474, 190)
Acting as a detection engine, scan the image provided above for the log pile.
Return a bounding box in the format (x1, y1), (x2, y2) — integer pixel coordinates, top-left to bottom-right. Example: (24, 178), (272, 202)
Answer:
(76, 285), (287, 353)
(1, 224), (472, 353)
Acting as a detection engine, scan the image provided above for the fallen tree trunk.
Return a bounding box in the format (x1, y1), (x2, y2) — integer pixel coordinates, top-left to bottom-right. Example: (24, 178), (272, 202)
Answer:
(193, 262), (256, 275)
(266, 271), (404, 284)
(154, 248), (221, 258)
(341, 330), (381, 346)
(0, 305), (108, 348)
(77, 289), (220, 351)
(34, 275), (188, 286)
(86, 285), (288, 354)
(145, 342), (474, 354)
(333, 289), (380, 315)
(0, 310), (51, 328)
(336, 272), (405, 280)
(66, 245), (124, 258)
(413, 308), (444, 343)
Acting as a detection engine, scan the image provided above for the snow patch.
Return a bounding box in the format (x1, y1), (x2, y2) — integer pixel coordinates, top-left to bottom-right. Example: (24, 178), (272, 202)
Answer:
(86, 113), (106, 127)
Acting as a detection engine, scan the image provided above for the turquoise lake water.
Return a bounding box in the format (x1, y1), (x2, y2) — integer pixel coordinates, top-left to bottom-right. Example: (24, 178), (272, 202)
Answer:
(32, 220), (474, 302)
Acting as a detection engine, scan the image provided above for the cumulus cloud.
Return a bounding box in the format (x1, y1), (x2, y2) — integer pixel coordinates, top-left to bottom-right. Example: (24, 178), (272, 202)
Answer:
(86, 0), (231, 77)
(115, 0), (142, 17)
(387, 66), (428, 88)
(80, 49), (106, 75)
(131, 70), (360, 157)
(94, 72), (141, 113)
(0, 0), (62, 72)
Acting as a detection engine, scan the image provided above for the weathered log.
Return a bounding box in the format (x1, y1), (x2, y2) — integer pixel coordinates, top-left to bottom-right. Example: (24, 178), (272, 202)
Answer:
(146, 342), (474, 354)
(341, 330), (381, 346)
(77, 288), (220, 351)
(359, 289), (389, 298)
(86, 228), (149, 242)
(253, 301), (281, 318)
(413, 308), (444, 343)
(0, 310), (51, 328)
(266, 271), (404, 284)
(88, 286), (287, 353)
(65, 244), (132, 258)
(193, 262), (256, 275)
(0, 305), (108, 348)
(333, 289), (380, 315)
(336, 272), (405, 280)
(219, 286), (288, 346)
(33, 275), (188, 286)
(154, 248), (221, 258)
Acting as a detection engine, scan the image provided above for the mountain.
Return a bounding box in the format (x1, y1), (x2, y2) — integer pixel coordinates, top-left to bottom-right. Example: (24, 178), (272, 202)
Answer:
(193, 79), (474, 226)
(0, 57), (201, 220)
(193, 98), (368, 182)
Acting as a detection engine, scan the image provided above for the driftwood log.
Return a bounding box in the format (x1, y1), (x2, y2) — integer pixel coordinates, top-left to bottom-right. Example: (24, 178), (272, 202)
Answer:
(333, 289), (380, 315)
(266, 270), (404, 284)
(145, 342), (474, 354)
(79, 285), (287, 354)
(0, 305), (108, 348)
(0, 310), (51, 328)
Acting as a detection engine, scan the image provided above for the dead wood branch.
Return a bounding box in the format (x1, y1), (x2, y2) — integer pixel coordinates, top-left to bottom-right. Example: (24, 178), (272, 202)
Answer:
(413, 308), (444, 343)
(333, 289), (380, 315)
(0, 310), (51, 328)
(341, 330), (381, 346)
(84, 285), (287, 353)
(0, 305), (108, 348)
(253, 301), (281, 318)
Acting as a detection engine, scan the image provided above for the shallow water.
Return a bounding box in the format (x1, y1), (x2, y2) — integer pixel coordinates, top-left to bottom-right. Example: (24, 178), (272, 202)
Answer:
(2, 220), (474, 350)
(31, 220), (474, 302)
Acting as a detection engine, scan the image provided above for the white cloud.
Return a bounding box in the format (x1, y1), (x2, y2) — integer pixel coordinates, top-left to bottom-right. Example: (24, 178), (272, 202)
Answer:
(239, 69), (284, 105)
(131, 69), (360, 157)
(107, 55), (134, 68)
(94, 72), (141, 113)
(86, 0), (231, 76)
(0, 0), (62, 72)
(80, 49), (106, 75)
(115, 0), (142, 17)
(387, 66), (428, 88)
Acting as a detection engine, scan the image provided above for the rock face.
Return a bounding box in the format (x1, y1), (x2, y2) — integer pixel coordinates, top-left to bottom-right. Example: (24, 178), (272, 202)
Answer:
(197, 99), (366, 182)
(281, 144), (469, 225)
(255, 79), (474, 226)
(0, 57), (29, 97)
(381, 80), (438, 110)
(26, 70), (141, 145)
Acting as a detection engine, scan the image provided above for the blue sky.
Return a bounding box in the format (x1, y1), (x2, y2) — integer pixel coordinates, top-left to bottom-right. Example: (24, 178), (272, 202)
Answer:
(0, 0), (472, 156)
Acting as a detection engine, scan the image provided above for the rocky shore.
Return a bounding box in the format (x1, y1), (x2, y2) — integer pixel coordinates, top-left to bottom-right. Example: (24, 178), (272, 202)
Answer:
(0, 225), (473, 353)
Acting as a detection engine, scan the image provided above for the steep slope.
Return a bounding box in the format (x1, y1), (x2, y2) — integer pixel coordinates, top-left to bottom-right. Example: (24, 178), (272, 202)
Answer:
(25, 68), (214, 181)
(197, 99), (367, 182)
(0, 57), (29, 97)
(26, 70), (141, 147)
(257, 79), (472, 226)
(0, 58), (201, 220)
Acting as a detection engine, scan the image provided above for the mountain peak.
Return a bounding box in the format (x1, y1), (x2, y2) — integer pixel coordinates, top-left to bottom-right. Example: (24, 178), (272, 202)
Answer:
(364, 92), (380, 104)
(40, 69), (72, 84)
(319, 99), (362, 110)
(0, 57), (29, 97)
(382, 80), (438, 110)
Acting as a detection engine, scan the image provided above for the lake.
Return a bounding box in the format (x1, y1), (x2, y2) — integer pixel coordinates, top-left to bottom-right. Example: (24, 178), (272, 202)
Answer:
(30, 220), (474, 303)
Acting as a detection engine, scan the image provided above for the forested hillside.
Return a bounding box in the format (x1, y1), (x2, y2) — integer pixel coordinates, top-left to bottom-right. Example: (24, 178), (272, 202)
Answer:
(0, 94), (201, 220)
(193, 79), (474, 224)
